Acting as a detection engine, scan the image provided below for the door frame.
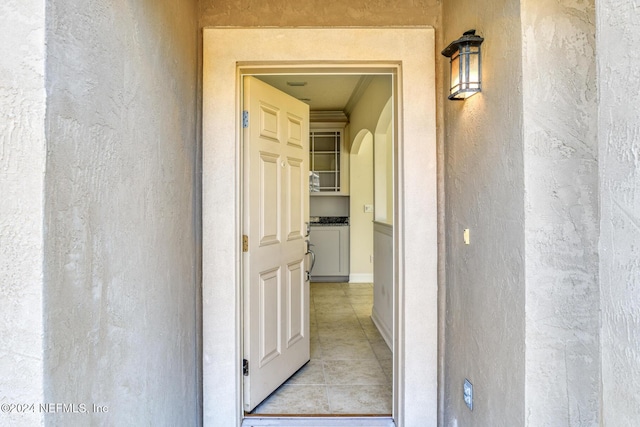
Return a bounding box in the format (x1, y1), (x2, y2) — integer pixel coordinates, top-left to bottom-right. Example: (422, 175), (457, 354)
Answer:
(202, 28), (438, 427)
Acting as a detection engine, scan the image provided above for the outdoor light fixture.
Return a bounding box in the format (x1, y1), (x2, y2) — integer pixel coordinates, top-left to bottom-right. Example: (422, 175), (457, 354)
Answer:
(441, 29), (484, 100)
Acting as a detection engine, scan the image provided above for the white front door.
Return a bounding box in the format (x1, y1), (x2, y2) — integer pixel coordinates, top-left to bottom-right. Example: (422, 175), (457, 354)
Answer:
(243, 76), (310, 412)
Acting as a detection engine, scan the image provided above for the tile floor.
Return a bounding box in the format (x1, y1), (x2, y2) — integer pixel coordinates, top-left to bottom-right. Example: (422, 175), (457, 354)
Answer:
(250, 282), (392, 416)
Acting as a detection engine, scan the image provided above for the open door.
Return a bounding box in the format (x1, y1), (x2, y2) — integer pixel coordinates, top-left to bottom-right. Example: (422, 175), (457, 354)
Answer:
(242, 76), (311, 412)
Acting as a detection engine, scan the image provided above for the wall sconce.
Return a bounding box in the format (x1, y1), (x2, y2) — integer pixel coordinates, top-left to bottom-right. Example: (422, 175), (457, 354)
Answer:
(441, 29), (484, 100)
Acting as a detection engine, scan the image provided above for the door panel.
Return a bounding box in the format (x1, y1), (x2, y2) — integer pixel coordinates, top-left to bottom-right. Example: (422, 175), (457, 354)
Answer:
(259, 152), (280, 245)
(259, 267), (281, 366)
(287, 113), (304, 147)
(259, 103), (280, 141)
(286, 157), (304, 240)
(286, 260), (305, 347)
(243, 76), (310, 412)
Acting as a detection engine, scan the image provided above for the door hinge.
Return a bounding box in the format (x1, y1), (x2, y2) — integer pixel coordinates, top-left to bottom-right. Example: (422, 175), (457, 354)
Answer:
(242, 110), (249, 128)
(242, 235), (248, 252)
(243, 359), (249, 376)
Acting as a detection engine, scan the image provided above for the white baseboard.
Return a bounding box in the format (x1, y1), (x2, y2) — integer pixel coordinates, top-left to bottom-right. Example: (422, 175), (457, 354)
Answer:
(371, 308), (392, 350)
(349, 273), (374, 283)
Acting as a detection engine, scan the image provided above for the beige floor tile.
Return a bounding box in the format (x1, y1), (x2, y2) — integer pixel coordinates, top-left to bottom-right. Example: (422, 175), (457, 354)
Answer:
(327, 385), (392, 414)
(311, 282), (344, 289)
(286, 360), (326, 385)
(346, 294), (374, 305)
(251, 384), (330, 415)
(379, 358), (393, 381)
(314, 302), (354, 314)
(316, 313), (360, 326)
(319, 337), (377, 360)
(344, 287), (375, 297)
(370, 339), (392, 361)
(341, 283), (373, 290)
(253, 282), (391, 415)
(318, 324), (368, 342)
(323, 359), (387, 385)
(313, 294), (351, 305)
(315, 310), (359, 321)
(310, 338), (322, 359)
(351, 304), (372, 317)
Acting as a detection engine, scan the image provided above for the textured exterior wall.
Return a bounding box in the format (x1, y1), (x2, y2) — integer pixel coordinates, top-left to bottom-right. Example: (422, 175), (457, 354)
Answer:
(521, 1), (599, 425)
(200, 0), (440, 27)
(598, 0), (640, 425)
(0, 1), (46, 425)
(442, 0), (526, 425)
(43, 0), (199, 425)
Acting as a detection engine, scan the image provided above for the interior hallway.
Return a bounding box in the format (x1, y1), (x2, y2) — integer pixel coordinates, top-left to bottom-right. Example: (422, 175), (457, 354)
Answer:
(250, 282), (392, 415)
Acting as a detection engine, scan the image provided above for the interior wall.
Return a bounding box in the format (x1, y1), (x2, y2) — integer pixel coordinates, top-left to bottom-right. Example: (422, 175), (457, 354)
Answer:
(44, 0), (199, 425)
(521, 0), (599, 425)
(348, 76), (393, 278)
(598, 0), (640, 424)
(374, 99), (393, 225)
(349, 130), (374, 281)
(442, 0), (526, 425)
(0, 1), (46, 425)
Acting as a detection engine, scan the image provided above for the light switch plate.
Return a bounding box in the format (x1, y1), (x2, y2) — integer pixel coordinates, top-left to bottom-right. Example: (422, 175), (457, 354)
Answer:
(364, 204), (374, 213)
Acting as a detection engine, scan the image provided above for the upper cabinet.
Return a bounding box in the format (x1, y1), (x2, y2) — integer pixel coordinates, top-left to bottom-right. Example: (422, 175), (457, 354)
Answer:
(310, 122), (349, 195)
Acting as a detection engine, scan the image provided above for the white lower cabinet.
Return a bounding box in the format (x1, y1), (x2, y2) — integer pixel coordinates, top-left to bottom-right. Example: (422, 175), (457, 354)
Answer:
(309, 225), (349, 281)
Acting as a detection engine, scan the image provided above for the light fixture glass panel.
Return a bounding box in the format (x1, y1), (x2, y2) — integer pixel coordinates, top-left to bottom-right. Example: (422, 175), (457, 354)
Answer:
(450, 53), (460, 97)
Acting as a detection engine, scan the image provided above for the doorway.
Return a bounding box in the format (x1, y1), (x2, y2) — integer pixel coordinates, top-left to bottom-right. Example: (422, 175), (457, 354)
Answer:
(242, 73), (394, 416)
(202, 27), (438, 427)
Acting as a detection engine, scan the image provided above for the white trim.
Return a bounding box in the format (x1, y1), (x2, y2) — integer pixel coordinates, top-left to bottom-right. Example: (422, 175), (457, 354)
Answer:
(202, 28), (438, 427)
(349, 273), (374, 283)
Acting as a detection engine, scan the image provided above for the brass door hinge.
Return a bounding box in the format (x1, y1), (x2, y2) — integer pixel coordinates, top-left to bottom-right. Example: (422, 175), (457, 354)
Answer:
(242, 235), (248, 252)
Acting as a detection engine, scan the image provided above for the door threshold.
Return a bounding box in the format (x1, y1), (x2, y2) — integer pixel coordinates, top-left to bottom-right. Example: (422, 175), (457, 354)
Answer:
(242, 416), (395, 427)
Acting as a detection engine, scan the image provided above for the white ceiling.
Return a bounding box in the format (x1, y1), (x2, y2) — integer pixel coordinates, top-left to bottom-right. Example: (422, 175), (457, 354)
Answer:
(255, 74), (366, 112)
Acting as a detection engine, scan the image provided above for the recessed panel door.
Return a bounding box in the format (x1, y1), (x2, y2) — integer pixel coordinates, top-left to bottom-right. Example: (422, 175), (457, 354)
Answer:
(243, 76), (310, 412)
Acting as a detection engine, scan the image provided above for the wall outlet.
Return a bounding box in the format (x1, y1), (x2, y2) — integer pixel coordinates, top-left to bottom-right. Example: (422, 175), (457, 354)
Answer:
(463, 379), (473, 411)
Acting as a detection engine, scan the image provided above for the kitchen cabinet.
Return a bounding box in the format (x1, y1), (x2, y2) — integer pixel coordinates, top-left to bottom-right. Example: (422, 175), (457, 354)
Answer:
(309, 225), (350, 281)
(309, 124), (349, 195)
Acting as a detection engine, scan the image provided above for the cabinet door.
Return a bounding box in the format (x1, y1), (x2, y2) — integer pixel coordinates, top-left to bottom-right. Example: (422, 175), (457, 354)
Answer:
(309, 126), (348, 195)
(309, 227), (342, 276)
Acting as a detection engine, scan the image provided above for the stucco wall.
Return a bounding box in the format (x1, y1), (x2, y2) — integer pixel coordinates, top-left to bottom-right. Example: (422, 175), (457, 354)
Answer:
(43, 0), (199, 425)
(598, 0), (640, 425)
(442, 1), (526, 425)
(0, 1), (46, 425)
(200, 0), (440, 27)
(443, 1), (600, 425)
(521, 1), (599, 425)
